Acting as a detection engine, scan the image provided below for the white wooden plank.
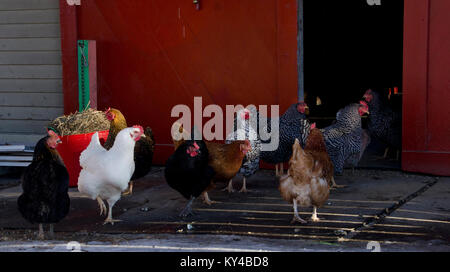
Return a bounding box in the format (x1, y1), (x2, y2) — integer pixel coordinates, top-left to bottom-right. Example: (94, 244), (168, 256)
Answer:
(0, 78), (62, 92)
(0, 106), (63, 120)
(0, 10), (60, 24)
(0, 145), (25, 152)
(0, 156), (33, 162)
(0, 161), (30, 167)
(0, 24), (60, 38)
(0, 38), (61, 51)
(0, 120), (51, 134)
(0, 51), (61, 64)
(0, 133), (43, 145)
(0, 65), (62, 79)
(0, 93), (63, 107)
(0, 0), (59, 10)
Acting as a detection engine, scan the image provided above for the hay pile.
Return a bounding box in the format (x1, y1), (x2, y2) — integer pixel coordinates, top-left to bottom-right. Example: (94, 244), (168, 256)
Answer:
(48, 108), (110, 136)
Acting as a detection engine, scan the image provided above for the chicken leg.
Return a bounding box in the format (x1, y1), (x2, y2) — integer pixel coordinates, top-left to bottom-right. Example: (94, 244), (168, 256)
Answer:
(122, 181), (134, 196)
(291, 199), (307, 224)
(383, 147), (389, 159)
(202, 191), (214, 206)
(103, 196), (122, 225)
(330, 177), (346, 190)
(180, 196), (195, 218)
(310, 206), (320, 222)
(374, 147), (390, 160)
(37, 223), (45, 240)
(96, 196), (107, 216)
(239, 177), (250, 193)
(48, 224), (55, 239)
(221, 179), (235, 193)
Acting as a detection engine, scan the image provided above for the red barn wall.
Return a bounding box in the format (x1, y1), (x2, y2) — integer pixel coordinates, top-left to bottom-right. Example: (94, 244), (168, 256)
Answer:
(402, 0), (450, 176)
(59, 0), (298, 165)
(60, 1), (450, 175)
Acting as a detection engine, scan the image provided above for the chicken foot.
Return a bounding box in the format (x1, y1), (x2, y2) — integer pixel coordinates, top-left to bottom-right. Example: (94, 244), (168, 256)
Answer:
(221, 180), (235, 193)
(374, 147), (392, 160)
(122, 181), (134, 196)
(96, 196), (107, 216)
(291, 199), (307, 224)
(103, 198), (122, 225)
(275, 163), (285, 177)
(239, 177), (251, 193)
(202, 192), (215, 206)
(330, 177), (347, 190)
(37, 223), (45, 240)
(180, 196), (196, 218)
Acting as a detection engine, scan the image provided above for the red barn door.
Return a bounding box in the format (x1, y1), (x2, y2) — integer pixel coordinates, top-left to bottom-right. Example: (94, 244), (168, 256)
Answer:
(60, 0), (299, 165)
(402, 0), (450, 176)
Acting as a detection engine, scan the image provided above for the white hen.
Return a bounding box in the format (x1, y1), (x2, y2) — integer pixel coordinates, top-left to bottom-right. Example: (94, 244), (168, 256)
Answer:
(78, 125), (144, 225)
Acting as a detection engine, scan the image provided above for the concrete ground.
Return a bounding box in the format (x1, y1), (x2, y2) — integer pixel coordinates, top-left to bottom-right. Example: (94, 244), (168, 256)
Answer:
(0, 167), (449, 252)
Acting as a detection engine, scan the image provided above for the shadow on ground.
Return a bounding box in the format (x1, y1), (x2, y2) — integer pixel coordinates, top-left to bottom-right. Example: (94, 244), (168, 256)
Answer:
(0, 167), (449, 251)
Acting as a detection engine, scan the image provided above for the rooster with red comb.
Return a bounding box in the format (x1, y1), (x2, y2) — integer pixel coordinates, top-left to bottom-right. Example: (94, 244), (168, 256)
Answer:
(103, 108), (155, 196)
(224, 107), (261, 193)
(78, 126), (145, 224)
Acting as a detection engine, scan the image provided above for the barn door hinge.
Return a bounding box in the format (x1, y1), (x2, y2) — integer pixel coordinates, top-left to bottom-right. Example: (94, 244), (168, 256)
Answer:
(193, 0), (201, 10)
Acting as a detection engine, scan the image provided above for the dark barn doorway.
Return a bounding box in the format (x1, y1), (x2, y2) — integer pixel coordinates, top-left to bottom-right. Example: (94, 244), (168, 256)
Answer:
(302, 0), (404, 169)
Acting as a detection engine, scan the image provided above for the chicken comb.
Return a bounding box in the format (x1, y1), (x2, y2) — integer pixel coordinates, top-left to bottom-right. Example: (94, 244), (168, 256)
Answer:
(240, 109), (250, 120)
(193, 141), (200, 150)
(297, 101), (308, 113)
(133, 125), (144, 134)
(359, 100), (368, 108)
(46, 127), (59, 137)
(47, 126), (59, 135)
(105, 107), (116, 121)
(310, 123), (316, 130)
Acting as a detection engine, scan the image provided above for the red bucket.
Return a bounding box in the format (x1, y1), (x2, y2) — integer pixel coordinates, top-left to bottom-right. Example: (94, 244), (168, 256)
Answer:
(57, 130), (109, 187)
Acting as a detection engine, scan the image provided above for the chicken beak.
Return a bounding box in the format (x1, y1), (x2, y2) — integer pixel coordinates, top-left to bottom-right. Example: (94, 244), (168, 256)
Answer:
(140, 134), (146, 138)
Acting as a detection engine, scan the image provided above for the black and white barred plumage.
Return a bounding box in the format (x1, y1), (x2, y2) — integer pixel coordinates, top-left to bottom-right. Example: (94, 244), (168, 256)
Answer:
(321, 103), (364, 175)
(226, 107), (261, 178)
(259, 103), (311, 164)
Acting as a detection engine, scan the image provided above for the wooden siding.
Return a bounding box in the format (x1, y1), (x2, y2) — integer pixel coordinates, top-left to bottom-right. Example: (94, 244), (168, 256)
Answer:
(0, 0), (63, 145)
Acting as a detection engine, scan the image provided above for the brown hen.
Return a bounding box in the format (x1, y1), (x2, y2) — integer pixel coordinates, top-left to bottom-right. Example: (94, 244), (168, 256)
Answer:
(279, 139), (329, 223)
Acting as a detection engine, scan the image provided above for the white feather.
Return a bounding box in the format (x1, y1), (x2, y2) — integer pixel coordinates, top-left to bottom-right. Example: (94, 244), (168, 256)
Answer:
(78, 128), (137, 201)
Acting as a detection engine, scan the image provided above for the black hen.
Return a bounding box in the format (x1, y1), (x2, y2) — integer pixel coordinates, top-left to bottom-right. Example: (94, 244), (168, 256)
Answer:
(363, 89), (401, 159)
(164, 140), (215, 218)
(17, 129), (70, 239)
(132, 127), (155, 180)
